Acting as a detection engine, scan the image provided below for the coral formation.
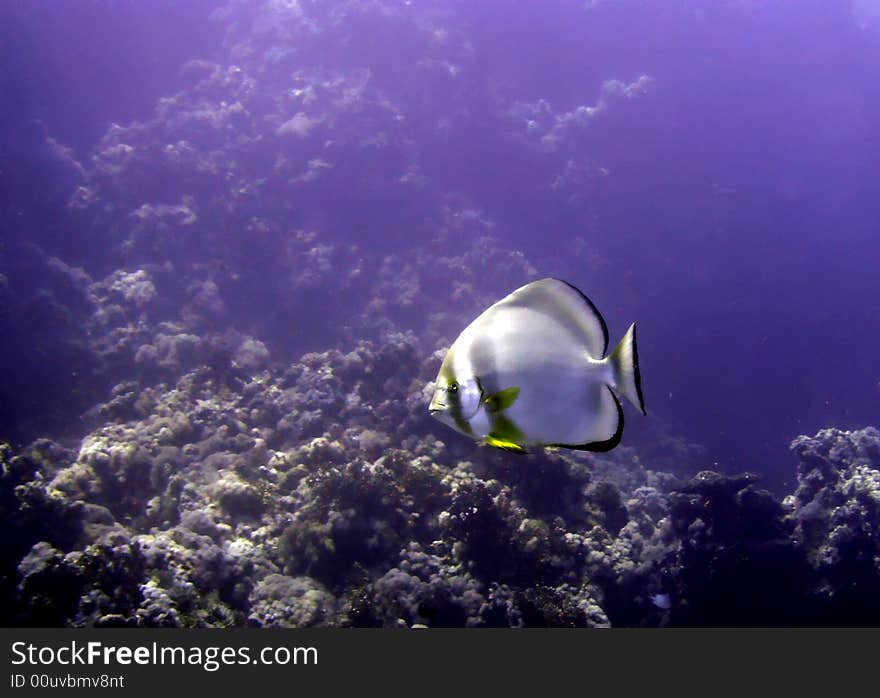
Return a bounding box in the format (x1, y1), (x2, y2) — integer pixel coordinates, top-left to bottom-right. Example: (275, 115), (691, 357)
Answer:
(3, 327), (878, 626)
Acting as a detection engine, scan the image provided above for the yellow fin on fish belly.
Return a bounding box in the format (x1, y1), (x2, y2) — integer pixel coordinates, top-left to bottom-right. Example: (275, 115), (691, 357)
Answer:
(484, 436), (527, 454)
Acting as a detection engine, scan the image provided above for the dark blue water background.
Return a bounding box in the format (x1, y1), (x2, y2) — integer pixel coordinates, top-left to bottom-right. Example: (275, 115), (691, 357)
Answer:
(1, 0), (879, 493)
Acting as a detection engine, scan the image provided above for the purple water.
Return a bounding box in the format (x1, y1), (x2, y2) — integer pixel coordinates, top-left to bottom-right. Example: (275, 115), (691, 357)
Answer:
(1, 0), (879, 627)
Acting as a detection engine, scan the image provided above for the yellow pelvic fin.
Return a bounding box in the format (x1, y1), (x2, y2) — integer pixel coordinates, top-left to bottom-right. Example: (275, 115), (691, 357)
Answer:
(484, 436), (527, 454)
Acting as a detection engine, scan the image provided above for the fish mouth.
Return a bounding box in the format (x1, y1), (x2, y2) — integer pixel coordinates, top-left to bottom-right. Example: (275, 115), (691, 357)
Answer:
(428, 403), (446, 415)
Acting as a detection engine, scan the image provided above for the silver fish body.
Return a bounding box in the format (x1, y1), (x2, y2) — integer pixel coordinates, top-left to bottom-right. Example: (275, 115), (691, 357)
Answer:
(429, 278), (645, 453)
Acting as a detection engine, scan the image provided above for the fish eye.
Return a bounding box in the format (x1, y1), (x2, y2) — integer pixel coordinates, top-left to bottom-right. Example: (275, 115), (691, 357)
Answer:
(448, 382), (458, 393)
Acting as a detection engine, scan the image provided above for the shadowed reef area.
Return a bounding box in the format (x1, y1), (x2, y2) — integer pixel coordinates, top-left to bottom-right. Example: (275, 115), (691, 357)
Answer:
(3, 342), (880, 626)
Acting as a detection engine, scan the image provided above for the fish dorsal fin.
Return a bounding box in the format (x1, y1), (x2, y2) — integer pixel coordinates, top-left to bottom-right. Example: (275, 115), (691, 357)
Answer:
(502, 278), (608, 359)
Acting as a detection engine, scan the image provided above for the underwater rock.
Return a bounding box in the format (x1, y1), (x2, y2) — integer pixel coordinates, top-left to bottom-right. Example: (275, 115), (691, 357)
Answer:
(232, 337), (270, 373)
(14, 540), (148, 627)
(3, 327), (880, 628)
(0, 445), (86, 625)
(103, 269), (157, 309)
(247, 574), (337, 628)
(137, 581), (182, 628)
(665, 470), (811, 626)
(50, 434), (156, 522)
(786, 428), (880, 624)
(131, 526), (264, 624)
(15, 542), (85, 626)
(515, 584), (610, 628)
(212, 471), (265, 519)
(368, 543), (485, 628)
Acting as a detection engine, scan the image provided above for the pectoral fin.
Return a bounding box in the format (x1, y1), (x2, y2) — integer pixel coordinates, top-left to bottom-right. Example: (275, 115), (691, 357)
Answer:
(483, 386), (520, 413)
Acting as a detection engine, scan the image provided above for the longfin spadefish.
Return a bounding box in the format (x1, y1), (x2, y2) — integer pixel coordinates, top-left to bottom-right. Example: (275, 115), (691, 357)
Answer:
(484, 436), (527, 454)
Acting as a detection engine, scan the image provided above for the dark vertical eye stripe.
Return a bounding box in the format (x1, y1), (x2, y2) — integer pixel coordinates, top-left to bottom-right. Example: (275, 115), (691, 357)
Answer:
(451, 403), (474, 436)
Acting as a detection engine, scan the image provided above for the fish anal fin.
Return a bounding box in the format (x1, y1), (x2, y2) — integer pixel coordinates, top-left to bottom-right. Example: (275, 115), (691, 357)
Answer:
(545, 387), (625, 453)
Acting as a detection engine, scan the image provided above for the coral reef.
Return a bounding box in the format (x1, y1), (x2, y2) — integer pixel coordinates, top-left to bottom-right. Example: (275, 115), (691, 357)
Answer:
(4, 325), (877, 626)
(785, 428), (880, 624)
(0, 332), (653, 627)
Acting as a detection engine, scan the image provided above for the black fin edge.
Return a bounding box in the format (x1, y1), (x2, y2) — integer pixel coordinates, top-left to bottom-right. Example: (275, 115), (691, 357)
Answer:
(546, 387), (624, 453)
(631, 323), (646, 416)
(552, 277), (609, 357)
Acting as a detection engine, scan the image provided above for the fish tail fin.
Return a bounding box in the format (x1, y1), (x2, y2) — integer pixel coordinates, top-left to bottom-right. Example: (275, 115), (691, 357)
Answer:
(607, 323), (646, 415)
